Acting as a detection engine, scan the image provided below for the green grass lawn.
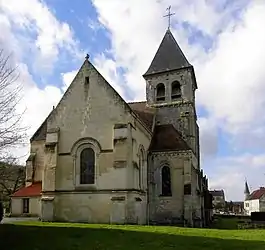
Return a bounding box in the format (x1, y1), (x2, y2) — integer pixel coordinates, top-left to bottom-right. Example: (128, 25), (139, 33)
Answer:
(1, 221), (265, 250)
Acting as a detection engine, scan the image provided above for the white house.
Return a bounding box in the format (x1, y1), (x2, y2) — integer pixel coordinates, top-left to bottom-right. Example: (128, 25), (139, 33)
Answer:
(244, 187), (265, 216)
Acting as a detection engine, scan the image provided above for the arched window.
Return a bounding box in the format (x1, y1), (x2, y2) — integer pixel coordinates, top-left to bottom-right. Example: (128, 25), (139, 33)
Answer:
(156, 83), (165, 102)
(171, 81), (181, 100)
(80, 148), (95, 184)
(161, 166), (172, 196)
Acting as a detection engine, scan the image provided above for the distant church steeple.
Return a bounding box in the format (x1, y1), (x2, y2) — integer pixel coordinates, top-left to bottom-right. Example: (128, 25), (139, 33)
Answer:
(244, 179), (250, 200)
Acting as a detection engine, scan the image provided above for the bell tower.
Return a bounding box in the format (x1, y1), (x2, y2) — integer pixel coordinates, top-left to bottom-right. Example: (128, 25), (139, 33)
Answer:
(143, 29), (199, 158)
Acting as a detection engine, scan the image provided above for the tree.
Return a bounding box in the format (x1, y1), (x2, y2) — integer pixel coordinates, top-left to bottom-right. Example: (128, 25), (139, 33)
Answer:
(0, 49), (27, 162)
(0, 161), (25, 209)
(0, 49), (27, 207)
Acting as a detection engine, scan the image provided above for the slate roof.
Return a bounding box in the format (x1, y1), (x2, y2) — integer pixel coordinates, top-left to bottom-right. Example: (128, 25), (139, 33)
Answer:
(11, 182), (42, 197)
(247, 187), (265, 200)
(128, 101), (155, 131)
(30, 111), (53, 142)
(144, 29), (191, 77)
(30, 119), (47, 141)
(210, 190), (225, 197)
(149, 124), (190, 152)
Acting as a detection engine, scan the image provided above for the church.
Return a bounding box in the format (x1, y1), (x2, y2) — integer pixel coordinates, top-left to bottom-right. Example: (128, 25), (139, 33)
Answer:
(11, 28), (211, 227)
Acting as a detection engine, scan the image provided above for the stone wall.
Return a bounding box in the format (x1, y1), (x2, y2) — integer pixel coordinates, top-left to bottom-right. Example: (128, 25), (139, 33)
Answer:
(148, 151), (186, 223)
(52, 191), (146, 224)
(145, 68), (195, 105)
(148, 150), (202, 226)
(26, 140), (45, 185)
(144, 68), (198, 157)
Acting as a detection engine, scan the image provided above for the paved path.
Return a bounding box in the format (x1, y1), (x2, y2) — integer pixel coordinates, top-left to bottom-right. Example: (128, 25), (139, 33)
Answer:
(1, 217), (39, 224)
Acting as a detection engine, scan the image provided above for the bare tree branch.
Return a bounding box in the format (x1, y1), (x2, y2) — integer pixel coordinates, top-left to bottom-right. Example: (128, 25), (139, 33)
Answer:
(0, 161), (25, 204)
(0, 49), (28, 163)
(0, 48), (28, 206)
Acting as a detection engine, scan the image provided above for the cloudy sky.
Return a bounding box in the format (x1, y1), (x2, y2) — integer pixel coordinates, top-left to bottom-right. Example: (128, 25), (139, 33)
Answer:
(0, 0), (265, 200)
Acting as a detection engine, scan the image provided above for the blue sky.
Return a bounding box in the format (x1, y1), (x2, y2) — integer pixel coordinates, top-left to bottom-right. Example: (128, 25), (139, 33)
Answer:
(1, 0), (265, 200)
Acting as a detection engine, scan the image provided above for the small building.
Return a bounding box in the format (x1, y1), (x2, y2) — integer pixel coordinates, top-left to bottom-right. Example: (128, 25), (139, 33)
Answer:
(226, 201), (244, 215)
(11, 182), (42, 217)
(244, 185), (265, 216)
(210, 190), (225, 212)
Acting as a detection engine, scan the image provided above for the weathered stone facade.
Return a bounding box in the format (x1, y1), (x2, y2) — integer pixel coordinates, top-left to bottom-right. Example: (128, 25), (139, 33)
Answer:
(11, 29), (210, 227)
(144, 29), (204, 226)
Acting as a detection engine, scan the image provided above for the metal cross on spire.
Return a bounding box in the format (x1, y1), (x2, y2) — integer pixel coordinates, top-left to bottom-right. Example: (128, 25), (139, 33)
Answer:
(163, 5), (175, 30)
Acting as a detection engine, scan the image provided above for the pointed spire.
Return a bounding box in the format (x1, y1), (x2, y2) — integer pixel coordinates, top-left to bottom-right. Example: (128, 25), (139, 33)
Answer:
(244, 180), (250, 195)
(144, 29), (191, 77)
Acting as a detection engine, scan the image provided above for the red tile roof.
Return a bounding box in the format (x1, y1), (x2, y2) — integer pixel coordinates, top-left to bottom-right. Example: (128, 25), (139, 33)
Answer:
(11, 182), (42, 198)
(149, 124), (190, 151)
(248, 187), (265, 200)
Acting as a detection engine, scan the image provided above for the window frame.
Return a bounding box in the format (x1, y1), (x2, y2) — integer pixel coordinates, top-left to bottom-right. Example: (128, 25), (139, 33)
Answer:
(156, 83), (166, 102)
(161, 165), (172, 197)
(171, 81), (181, 100)
(80, 147), (96, 185)
(72, 138), (101, 188)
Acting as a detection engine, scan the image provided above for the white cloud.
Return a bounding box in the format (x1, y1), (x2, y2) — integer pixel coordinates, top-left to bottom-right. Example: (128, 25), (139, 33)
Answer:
(198, 117), (218, 158)
(92, 0), (168, 100)
(61, 70), (78, 92)
(7, 62), (62, 163)
(91, 0), (247, 100)
(196, 2), (265, 132)
(0, 0), (76, 162)
(93, 54), (125, 97)
(0, 0), (80, 71)
(208, 153), (265, 200)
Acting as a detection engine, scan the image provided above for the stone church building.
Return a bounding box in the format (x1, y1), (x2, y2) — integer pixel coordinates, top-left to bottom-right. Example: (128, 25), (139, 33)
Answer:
(11, 29), (211, 227)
